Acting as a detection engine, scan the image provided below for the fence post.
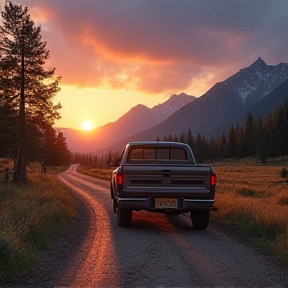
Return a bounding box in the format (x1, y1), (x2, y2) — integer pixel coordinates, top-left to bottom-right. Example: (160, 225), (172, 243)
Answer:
(5, 168), (9, 183)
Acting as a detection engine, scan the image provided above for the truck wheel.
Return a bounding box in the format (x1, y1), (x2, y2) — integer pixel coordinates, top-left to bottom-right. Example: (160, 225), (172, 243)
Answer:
(190, 210), (210, 230)
(112, 198), (118, 214)
(117, 208), (132, 227)
(110, 184), (114, 199)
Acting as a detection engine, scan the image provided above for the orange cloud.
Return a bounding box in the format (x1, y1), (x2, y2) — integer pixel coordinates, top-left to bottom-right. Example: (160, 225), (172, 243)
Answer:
(16, 0), (288, 96)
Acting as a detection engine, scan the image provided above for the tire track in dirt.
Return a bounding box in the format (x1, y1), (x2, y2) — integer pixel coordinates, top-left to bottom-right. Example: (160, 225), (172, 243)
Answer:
(58, 171), (120, 287)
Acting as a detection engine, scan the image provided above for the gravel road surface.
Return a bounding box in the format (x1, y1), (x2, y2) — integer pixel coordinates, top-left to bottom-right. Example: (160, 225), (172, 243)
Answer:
(2, 164), (287, 288)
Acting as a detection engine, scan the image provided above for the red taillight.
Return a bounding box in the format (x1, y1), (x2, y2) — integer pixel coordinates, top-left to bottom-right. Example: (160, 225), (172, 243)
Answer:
(211, 174), (217, 185)
(116, 173), (123, 185)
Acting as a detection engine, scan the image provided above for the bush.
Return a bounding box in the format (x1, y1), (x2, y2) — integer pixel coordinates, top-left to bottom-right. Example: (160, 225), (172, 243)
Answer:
(236, 188), (255, 197)
(0, 236), (14, 264)
(280, 167), (288, 178)
(278, 196), (288, 206)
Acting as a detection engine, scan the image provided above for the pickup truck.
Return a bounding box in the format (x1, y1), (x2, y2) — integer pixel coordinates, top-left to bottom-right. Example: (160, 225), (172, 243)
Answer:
(110, 141), (217, 230)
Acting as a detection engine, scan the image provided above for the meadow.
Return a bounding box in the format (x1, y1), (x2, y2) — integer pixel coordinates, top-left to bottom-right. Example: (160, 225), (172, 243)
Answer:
(0, 159), (77, 280)
(79, 158), (288, 265)
(211, 158), (288, 264)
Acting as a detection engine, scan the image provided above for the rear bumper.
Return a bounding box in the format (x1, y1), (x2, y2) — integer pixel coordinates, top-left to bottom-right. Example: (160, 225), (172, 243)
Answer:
(117, 197), (217, 212)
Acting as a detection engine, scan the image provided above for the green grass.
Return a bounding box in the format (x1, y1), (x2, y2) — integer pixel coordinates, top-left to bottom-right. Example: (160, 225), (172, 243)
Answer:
(0, 162), (77, 280)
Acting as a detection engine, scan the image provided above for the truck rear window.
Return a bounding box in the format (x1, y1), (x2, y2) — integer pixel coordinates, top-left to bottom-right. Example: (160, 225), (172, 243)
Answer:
(129, 147), (188, 161)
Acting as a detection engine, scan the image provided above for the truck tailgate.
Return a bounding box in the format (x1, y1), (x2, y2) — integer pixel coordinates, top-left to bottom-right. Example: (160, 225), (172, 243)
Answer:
(121, 164), (214, 199)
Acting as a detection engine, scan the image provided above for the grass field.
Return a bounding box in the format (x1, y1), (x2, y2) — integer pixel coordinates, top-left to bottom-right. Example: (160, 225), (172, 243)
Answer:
(78, 158), (288, 266)
(0, 160), (77, 280)
(212, 160), (288, 264)
(77, 166), (112, 181)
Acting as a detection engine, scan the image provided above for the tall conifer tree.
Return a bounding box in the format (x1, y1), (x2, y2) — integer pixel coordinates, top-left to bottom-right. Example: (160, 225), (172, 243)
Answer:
(0, 3), (61, 182)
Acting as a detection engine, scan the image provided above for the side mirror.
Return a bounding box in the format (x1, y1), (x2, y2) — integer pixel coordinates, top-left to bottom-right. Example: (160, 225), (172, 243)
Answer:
(109, 157), (122, 168)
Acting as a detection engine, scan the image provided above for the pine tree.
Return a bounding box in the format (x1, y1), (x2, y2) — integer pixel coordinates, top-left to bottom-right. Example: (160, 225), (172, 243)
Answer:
(226, 125), (236, 158)
(284, 100), (288, 154)
(244, 113), (254, 156)
(274, 105), (286, 156)
(195, 133), (203, 162)
(179, 132), (186, 143)
(55, 131), (70, 165)
(186, 129), (194, 151)
(208, 137), (218, 158)
(264, 111), (276, 157)
(255, 116), (267, 163)
(235, 125), (245, 158)
(0, 3), (61, 182)
(218, 132), (226, 159)
(0, 101), (18, 158)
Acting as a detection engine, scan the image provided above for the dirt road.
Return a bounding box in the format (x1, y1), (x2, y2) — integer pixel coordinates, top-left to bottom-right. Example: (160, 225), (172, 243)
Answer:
(5, 164), (287, 288)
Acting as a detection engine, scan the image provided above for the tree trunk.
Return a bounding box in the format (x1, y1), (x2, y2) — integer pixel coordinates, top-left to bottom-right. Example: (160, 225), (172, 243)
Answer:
(15, 49), (26, 182)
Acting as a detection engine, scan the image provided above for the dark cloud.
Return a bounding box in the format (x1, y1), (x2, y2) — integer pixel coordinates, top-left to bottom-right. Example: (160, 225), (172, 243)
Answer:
(16, 0), (288, 95)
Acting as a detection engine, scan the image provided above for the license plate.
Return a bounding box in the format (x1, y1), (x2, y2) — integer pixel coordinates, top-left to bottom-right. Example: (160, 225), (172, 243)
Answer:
(155, 198), (177, 209)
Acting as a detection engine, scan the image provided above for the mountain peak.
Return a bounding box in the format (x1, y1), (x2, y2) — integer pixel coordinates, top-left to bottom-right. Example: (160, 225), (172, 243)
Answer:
(129, 104), (149, 112)
(170, 92), (188, 99)
(151, 93), (195, 123)
(251, 57), (267, 68)
(226, 58), (288, 105)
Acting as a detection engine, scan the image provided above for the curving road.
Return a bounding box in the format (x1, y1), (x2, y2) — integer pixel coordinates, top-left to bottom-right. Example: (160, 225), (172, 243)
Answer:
(54, 164), (287, 288)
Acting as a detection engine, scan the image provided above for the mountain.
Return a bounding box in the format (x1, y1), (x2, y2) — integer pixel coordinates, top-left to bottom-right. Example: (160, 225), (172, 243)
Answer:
(151, 92), (196, 122)
(95, 58), (288, 155)
(56, 93), (195, 153)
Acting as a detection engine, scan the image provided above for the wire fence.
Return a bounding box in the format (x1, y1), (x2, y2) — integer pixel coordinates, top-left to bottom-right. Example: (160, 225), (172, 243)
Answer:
(0, 164), (53, 183)
(0, 168), (14, 183)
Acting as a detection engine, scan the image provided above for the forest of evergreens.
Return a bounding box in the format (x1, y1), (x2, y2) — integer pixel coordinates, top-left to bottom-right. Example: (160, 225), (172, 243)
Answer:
(161, 99), (288, 163)
(72, 99), (288, 167)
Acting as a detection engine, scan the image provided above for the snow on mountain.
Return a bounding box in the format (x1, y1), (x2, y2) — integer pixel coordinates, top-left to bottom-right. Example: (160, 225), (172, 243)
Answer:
(151, 92), (196, 123)
(229, 57), (288, 105)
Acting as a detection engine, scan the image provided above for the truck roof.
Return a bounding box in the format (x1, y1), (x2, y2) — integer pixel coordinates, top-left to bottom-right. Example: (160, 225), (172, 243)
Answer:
(127, 141), (189, 147)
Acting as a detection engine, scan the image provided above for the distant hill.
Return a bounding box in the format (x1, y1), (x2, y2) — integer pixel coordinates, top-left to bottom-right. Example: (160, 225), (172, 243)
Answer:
(94, 58), (288, 155)
(55, 93), (195, 153)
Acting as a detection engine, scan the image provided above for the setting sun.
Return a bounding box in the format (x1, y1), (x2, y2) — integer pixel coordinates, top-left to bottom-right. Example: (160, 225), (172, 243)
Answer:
(81, 121), (94, 131)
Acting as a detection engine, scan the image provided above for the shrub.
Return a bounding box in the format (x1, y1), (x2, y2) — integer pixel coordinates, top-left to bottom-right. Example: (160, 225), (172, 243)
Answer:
(236, 188), (255, 197)
(0, 236), (14, 264)
(278, 196), (288, 206)
(280, 167), (288, 178)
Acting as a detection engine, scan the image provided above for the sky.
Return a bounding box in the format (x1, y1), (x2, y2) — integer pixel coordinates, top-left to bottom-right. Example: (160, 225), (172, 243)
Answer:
(11, 0), (288, 130)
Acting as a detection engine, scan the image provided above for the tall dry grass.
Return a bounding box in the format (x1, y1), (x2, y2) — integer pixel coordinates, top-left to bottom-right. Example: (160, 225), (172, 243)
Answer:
(0, 162), (77, 279)
(212, 163), (288, 263)
(78, 166), (112, 181)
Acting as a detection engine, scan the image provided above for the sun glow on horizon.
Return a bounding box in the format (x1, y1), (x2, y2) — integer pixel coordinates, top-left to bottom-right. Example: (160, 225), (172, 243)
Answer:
(81, 121), (94, 131)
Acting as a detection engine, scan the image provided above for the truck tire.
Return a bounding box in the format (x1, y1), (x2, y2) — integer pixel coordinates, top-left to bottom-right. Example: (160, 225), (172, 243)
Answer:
(112, 198), (117, 214)
(117, 208), (132, 227)
(110, 184), (114, 199)
(190, 210), (210, 230)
